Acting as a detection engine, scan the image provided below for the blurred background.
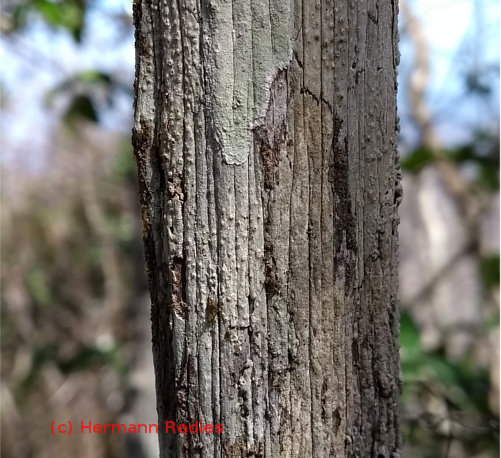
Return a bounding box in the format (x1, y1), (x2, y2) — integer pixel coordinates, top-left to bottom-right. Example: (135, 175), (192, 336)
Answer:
(0, 0), (499, 456)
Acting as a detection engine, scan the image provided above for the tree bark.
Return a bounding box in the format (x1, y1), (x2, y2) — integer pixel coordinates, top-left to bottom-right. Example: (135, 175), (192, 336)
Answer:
(132, 0), (401, 456)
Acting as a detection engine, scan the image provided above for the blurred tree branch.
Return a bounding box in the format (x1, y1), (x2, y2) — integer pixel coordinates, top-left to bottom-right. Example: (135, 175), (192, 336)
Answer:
(401, 0), (481, 224)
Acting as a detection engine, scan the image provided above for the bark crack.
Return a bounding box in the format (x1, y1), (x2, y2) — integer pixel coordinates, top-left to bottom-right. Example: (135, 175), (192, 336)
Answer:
(300, 86), (333, 113)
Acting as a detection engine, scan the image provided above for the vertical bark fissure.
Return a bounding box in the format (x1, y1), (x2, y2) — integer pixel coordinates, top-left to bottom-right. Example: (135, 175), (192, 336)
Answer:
(153, 1), (171, 452)
(285, 42), (296, 450)
(319, 0), (326, 452)
(299, 0), (312, 453)
(209, 117), (221, 457)
(177, 1), (190, 451)
(248, 4), (261, 453)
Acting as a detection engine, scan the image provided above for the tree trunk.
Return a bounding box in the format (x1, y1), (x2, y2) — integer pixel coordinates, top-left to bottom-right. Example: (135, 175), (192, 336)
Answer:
(132, 0), (401, 456)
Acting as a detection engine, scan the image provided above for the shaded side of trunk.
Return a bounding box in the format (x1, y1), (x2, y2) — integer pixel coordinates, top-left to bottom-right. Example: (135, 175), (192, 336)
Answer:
(132, 0), (401, 456)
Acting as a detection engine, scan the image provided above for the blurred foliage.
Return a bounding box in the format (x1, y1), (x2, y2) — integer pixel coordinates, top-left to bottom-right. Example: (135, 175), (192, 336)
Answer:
(400, 311), (499, 457)
(1, 2), (141, 447)
(44, 69), (131, 128)
(4, 0), (88, 41)
(1, 132), (143, 456)
(63, 93), (98, 124)
(401, 133), (499, 191)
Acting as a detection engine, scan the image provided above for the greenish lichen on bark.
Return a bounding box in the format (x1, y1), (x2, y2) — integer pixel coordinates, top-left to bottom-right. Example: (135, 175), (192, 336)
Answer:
(203, 0), (291, 165)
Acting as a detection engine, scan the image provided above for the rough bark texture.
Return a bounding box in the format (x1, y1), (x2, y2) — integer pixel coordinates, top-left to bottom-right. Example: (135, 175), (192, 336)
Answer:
(132, 0), (401, 456)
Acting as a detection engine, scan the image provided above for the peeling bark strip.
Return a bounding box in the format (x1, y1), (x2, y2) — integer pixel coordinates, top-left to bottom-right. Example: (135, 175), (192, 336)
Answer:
(132, 0), (400, 456)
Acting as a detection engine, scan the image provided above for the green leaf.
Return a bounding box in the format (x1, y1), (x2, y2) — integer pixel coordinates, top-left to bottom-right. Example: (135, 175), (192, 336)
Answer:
(10, 0), (86, 42)
(477, 165), (500, 191)
(444, 142), (499, 190)
(58, 344), (127, 375)
(484, 310), (500, 331)
(401, 356), (427, 379)
(114, 139), (135, 180)
(26, 266), (52, 306)
(32, 0), (60, 25)
(401, 147), (435, 173)
(60, 0), (85, 41)
(18, 343), (58, 396)
(400, 311), (422, 359)
(76, 70), (112, 85)
(480, 255), (500, 289)
(45, 70), (112, 111)
(425, 354), (462, 387)
(63, 94), (97, 126)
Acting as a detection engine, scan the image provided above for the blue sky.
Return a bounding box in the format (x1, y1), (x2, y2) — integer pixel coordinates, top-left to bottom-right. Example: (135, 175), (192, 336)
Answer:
(397, 0), (499, 150)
